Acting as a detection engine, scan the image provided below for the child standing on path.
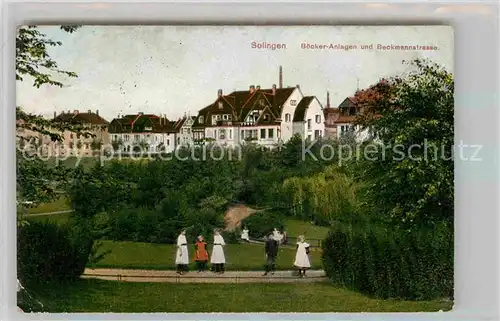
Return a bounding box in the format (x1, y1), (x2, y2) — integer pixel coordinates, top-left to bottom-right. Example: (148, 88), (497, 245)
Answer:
(194, 235), (209, 272)
(294, 235), (311, 277)
(210, 229), (226, 274)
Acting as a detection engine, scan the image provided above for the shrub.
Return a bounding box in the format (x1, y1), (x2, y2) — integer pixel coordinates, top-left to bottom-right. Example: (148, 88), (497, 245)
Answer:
(242, 210), (285, 239)
(322, 221), (453, 300)
(221, 229), (241, 244)
(17, 220), (94, 285)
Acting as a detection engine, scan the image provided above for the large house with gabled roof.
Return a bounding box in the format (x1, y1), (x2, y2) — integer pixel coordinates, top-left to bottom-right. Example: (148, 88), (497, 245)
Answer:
(191, 66), (325, 147)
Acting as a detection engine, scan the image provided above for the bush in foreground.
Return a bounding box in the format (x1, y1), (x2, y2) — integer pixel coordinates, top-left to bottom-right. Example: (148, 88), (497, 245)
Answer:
(322, 222), (453, 300)
(17, 220), (95, 285)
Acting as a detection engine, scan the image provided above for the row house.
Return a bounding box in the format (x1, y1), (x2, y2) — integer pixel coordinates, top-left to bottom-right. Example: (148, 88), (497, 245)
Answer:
(52, 110), (110, 157)
(17, 109), (109, 157)
(192, 67), (325, 147)
(107, 112), (177, 154)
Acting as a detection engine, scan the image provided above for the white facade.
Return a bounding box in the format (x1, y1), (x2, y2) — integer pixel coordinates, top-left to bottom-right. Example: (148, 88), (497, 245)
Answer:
(178, 117), (195, 147)
(205, 126), (239, 147)
(335, 124), (370, 142)
(239, 125), (280, 148)
(292, 97), (325, 141)
(279, 87), (304, 143)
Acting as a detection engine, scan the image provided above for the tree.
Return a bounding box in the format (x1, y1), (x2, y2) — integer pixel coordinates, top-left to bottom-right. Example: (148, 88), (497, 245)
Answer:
(349, 58), (454, 228)
(16, 25), (86, 222)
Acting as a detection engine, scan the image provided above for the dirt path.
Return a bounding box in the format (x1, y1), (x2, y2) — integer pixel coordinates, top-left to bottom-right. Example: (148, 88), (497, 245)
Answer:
(224, 204), (268, 231)
(83, 268), (327, 284)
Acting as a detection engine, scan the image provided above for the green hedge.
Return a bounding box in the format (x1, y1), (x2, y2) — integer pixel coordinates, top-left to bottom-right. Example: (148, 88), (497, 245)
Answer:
(17, 220), (94, 285)
(322, 222), (453, 300)
(242, 210), (285, 239)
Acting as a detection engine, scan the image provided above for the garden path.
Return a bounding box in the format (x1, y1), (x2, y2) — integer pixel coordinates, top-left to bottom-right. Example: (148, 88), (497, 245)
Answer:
(83, 268), (327, 283)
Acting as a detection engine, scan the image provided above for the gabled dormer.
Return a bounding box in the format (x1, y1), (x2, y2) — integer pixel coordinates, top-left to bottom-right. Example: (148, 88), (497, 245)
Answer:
(338, 97), (362, 116)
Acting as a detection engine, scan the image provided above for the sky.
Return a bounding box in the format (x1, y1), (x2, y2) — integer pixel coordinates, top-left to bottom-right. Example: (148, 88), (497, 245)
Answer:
(16, 25), (454, 122)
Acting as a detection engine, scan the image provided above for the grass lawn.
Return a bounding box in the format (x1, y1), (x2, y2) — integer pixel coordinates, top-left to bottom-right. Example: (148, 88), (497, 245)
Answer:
(89, 240), (323, 271)
(19, 196), (71, 215)
(26, 212), (72, 225)
(29, 279), (453, 313)
(285, 219), (330, 240)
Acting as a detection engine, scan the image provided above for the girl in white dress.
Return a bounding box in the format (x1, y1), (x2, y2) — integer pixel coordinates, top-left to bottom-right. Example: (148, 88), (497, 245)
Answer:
(293, 235), (311, 277)
(210, 229), (226, 274)
(175, 229), (189, 275)
(241, 227), (250, 242)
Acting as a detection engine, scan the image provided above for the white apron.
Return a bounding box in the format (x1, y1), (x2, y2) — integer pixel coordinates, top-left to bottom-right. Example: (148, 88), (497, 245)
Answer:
(175, 234), (189, 265)
(210, 234), (226, 264)
(294, 241), (311, 268)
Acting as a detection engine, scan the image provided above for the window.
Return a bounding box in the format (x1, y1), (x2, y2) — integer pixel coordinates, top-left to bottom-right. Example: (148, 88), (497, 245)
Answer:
(285, 113), (291, 122)
(263, 114), (269, 121)
(315, 115), (321, 123)
(218, 102), (223, 109)
(199, 116), (204, 124)
(70, 134), (74, 139)
(268, 128), (274, 138)
(134, 135), (139, 141)
(260, 129), (266, 139)
(177, 137), (180, 144)
(146, 134), (150, 139)
(223, 114), (228, 120)
(216, 114), (221, 120)
(252, 130), (258, 138)
(314, 130), (321, 139)
(259, 99), (265, 106)
(307, 135), (312, 141)
(229, 129), (232, 139)
(241, 130), (244, 138)
(167, 139), (170, 146)
(290, 100), (297, 106)
(219, 129), (226, 139)
(214, 129), (217, 138)
(124, 135), (129, 141)
(307, 119), (312, 130)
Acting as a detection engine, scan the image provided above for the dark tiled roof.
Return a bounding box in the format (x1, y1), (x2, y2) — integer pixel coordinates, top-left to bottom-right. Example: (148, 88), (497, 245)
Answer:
(293, 96), (314, 122)
(108, 113), (174, 133)
(195, 87), (296, 127)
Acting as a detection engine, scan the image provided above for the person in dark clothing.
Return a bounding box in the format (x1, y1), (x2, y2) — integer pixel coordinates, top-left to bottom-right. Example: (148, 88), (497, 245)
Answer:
(263, 232), (279, 276)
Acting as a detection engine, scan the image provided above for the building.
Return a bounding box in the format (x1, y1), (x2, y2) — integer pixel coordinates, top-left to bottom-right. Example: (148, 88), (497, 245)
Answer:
(107, 112), (177, 154)
(172, 114), (196, 147)
(333, 96), (371, 141)
(192, 66), (325, 148)
(46, 109), (109, 157)
(323, 92), (340, 139)
(292, 96), (325, 141)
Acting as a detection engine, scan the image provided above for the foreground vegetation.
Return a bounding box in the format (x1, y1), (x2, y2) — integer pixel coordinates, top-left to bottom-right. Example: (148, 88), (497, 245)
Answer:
(28, 279), (452, 313)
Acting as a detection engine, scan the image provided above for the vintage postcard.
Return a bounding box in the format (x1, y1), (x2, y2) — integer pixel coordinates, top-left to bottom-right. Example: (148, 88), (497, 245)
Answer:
(16, 25), (454, 313)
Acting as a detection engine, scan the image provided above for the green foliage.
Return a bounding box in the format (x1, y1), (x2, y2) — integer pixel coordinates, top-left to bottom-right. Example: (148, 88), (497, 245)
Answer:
(17, 220), (95, 285)
(282, 165), (358, 226)
(242, 210), (285, 239)
(321, 221), (453, 300)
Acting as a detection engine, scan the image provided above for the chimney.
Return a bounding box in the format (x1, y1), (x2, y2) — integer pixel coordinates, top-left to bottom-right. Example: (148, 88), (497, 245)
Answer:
(96, 110), (99, 116)
(272, 84), (276, 95)
(87, 109), (91, 114)
(67, 110), (71, 114)
(249, 85), (255, 93)
(256, 85), (261, 91)
(218, 89), (223, 97)
(53, 111), (57, 119)
(327, 91), (330, 108)
(296, 85), (300, 89)
(279, 65), (283, 89)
